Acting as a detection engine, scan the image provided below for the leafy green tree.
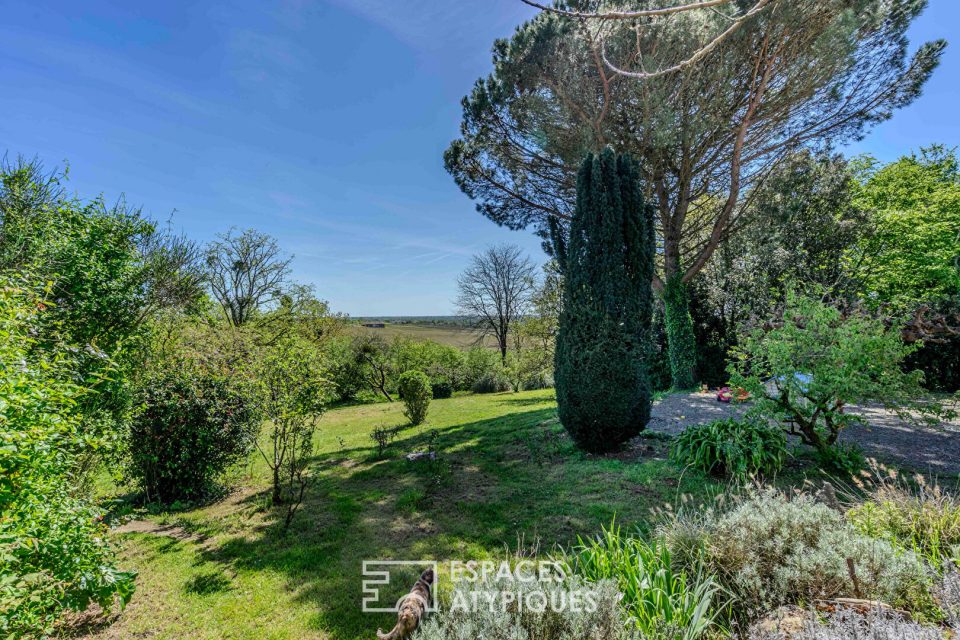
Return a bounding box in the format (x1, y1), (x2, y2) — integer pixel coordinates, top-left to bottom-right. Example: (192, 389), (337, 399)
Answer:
(258, 283), (346, 346)
(446, 0), (943, 388)
(0, 157), (205, 470)
(708, 151), (869, 317)
(324, 336), (369, 402)
(551, 149), (655, 453)
(388, 337), (467, 390)
(682, 151), (870, 383)
(0, 279), (135, 635)
(729, 293), (948, 462)
(353, 335), (394, 401)
(256, 337), (329, 529)
(850, 146), (960, 310)
(512, 259), (563, 378)
(463, 345), (504, 391)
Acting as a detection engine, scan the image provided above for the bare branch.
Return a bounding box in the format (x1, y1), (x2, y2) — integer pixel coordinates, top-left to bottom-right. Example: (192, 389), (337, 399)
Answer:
(520, 0), (734, 19)
(599, 0), (776, 80)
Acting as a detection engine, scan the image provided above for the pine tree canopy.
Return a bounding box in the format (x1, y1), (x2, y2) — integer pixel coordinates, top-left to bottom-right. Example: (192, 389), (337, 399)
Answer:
(445, 0), (945, 286)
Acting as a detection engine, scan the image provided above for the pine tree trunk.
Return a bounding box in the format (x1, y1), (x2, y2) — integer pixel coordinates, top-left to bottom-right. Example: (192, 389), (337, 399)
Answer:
(663, 274), (697, 390)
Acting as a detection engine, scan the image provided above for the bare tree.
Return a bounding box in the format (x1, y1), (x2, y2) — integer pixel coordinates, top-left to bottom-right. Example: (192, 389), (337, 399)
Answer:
(205, 228), (292, 327)
(456, 245), (537, 363)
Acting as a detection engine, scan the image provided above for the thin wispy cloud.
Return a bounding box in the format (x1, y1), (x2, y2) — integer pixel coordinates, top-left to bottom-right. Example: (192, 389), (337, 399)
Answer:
(0, 28), (218, 118)
(225, 27), (310, 107)
(326, 0), (531, 56)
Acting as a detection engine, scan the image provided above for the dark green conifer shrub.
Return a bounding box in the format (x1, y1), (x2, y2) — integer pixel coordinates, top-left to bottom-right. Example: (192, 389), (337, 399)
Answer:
(550, 149), (655, 453)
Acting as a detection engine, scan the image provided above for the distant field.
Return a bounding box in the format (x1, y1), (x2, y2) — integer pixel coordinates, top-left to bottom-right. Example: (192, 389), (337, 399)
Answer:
(347, 321), (498, 348)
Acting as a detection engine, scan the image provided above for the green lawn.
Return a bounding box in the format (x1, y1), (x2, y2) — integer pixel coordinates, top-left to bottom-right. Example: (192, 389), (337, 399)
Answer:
(81, 390), (801, 640)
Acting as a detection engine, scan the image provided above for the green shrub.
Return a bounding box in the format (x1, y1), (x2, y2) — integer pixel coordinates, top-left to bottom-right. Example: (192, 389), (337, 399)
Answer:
(463, 346), (502, 390)
(522, 370), (554, 391)
(398, 370), (432, 425)
(414, 576), (634, 640)
(550, 149), (656, 453)
(659, 489), (934, 619)
(0, 281), (135, 636)
(670, 418), (787, 481)
(128, 357), (259, 503)
(390, 338), (467, 390)
(324, 336), (367, 401)
(430, 380), (454, 399)
(567, 522), (723, 639)
(728, 293), (948, 464)
(848, 478), (960, 570)
(819, 442), (865, 475)
(471, 370), (511, 394)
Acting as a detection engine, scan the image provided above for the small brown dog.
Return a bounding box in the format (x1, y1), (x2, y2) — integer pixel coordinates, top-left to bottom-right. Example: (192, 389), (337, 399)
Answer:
(376, 568), (434, 640)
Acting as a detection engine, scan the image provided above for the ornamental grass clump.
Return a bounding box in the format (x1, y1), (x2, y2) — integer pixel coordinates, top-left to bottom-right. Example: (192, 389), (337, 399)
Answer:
(848, 471), (960, 571)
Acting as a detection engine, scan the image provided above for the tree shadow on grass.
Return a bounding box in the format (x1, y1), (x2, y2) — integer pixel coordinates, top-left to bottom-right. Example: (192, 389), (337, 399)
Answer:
(183, 570), (233, 596)
(166, 406), (715, 639)
(495, 395), (558, 408)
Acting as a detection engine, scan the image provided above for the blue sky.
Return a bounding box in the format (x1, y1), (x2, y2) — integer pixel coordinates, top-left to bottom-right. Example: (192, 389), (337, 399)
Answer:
(1, 1), (957, 316)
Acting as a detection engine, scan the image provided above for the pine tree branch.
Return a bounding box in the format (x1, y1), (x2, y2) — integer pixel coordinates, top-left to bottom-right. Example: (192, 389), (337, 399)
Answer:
(599, 0), (776, 80)
(520, 0), (734, 19)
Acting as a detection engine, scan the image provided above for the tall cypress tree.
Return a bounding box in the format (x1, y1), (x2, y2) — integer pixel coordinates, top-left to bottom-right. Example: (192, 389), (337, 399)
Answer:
(551, 149), (655, 453)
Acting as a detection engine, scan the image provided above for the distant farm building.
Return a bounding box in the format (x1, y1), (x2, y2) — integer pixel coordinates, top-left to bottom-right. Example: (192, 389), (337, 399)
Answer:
(362, 322), (385, 328)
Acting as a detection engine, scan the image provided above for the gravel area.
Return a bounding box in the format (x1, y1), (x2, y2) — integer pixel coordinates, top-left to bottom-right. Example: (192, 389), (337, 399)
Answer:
(649, 391), (960, 477)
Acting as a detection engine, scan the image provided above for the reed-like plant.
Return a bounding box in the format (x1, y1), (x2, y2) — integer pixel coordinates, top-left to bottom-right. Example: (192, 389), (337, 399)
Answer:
(566, 521), (724, 640)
